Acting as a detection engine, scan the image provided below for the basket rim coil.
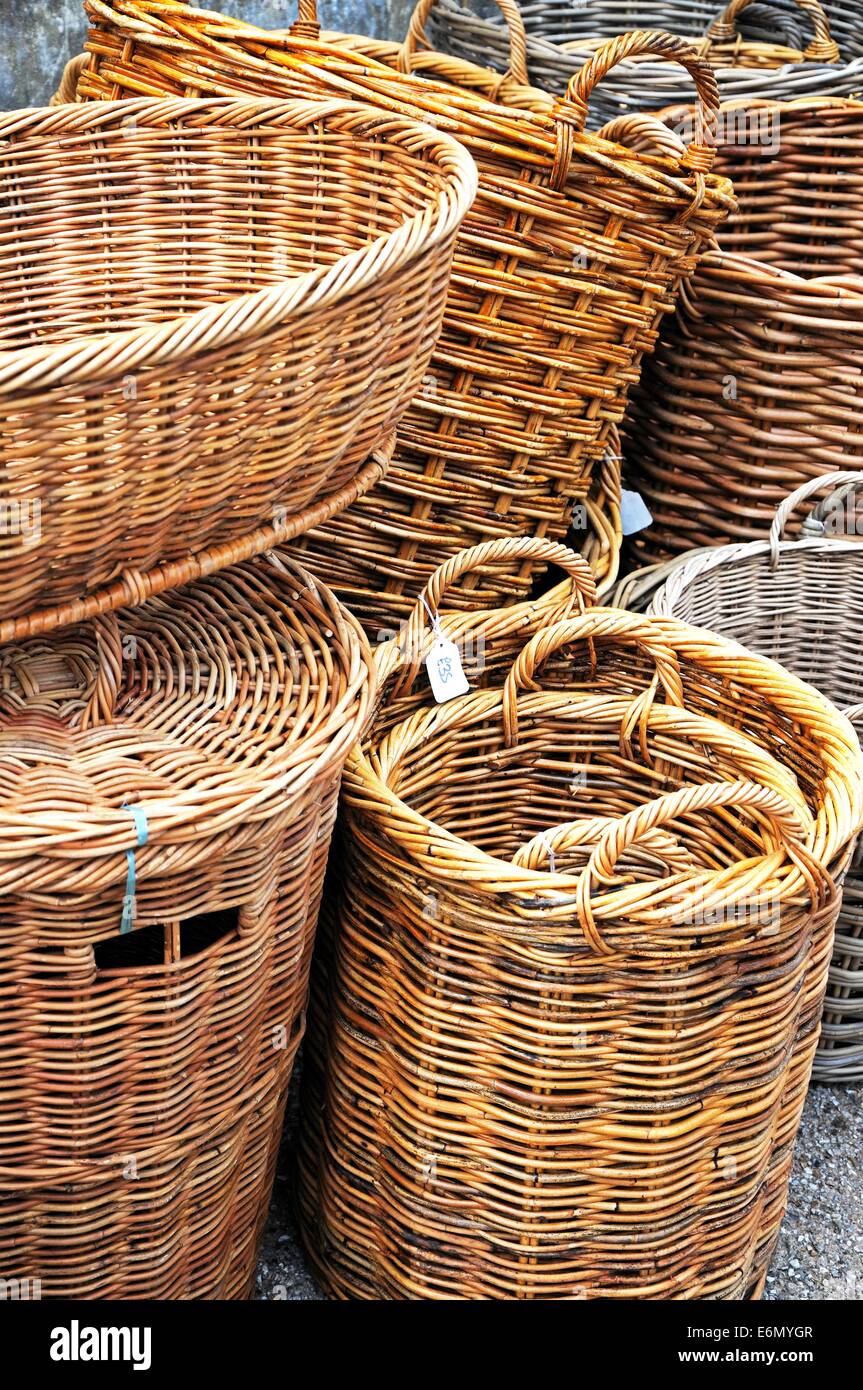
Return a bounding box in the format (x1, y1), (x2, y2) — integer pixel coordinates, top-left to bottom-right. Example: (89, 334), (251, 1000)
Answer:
(0, 95), (478, 395)
(348, 607), (863, 908)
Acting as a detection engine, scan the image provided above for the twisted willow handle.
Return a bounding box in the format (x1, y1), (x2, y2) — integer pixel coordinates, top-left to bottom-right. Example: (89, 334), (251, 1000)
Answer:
(394, 537), (597, 697)
(397, 0), (529, 86)
(576, 779), (825, 955)
(501, 608), (685, 749)
(291, 0), (322, 40)
(706, 0), (840, 63)
(551, 30), (720, 191)
(598, 112), (688, 160)
(512, 816), (696, 876)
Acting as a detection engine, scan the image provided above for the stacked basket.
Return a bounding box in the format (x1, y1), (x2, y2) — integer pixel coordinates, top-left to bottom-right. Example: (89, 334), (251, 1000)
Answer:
(17, 0), (863, 1306)
(427, 0), (863, 123)
(75, 0), (734, 628)
(0, 90), (477, 1298)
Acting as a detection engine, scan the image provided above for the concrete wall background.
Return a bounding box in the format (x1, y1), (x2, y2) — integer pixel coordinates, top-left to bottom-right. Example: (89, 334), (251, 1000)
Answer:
(0, 0), (413, 110)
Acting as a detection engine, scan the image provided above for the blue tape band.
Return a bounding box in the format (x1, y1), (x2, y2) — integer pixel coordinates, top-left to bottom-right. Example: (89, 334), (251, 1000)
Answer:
(120, 803), (149, 935)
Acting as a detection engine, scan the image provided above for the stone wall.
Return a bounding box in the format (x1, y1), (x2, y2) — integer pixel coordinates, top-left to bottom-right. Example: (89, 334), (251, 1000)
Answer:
(0, 0), (413, 109)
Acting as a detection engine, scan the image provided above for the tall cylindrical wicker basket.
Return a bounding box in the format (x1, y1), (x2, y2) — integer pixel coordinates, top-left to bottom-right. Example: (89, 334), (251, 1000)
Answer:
(296, 606), (863, 1298)
(0, 555), (373, 1299)
(617, 95), (863, 561)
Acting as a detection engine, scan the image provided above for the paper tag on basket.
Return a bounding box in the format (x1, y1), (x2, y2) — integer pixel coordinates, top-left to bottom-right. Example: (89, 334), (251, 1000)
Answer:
(620, 489), (653, 537)
(426, 638), (470, 703)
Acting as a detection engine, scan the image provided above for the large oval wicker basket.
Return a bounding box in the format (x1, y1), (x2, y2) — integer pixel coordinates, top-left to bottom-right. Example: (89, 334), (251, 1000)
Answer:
(637, 473), (863, 1082)
(296, 605), (863, 1298)
(0, 95), (475, 627)
(428, 0), (863, 125)
(78, 0), (733, 621)
(0, 553), (373, 1299)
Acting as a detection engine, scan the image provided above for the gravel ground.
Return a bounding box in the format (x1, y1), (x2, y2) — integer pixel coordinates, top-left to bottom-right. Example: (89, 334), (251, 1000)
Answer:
(255, 1079), (862, 1301)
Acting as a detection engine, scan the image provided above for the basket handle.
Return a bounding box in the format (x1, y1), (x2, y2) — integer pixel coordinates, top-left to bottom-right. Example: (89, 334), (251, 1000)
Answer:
(501, 608), (685, 750)
(576, 779), (826, 956)
(397, 0), (529, 85)
(706, 0), (840, 63)
(769, 470), (863, 564)
(550, 30), (720, 191)
(76, 610), (124, 731)
(512, 816), (696, 876)
(598, 112), (688, 160)
(291, 0), (323, 40)
(394, 537), (597, 697)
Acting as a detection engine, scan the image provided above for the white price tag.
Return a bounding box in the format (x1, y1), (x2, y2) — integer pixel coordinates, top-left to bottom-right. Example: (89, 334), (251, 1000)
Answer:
(426, 638), (470, 703)
(620, 489), (653, 537)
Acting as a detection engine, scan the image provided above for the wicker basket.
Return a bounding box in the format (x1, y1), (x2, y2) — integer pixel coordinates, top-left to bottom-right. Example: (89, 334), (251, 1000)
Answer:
(428, 0), (863, 125)
(295, 604), (862, 1298)
(0, 95), (475, 627)
(621, 248), (863, 560)
(78, 0), (733, 619)
(647, 95), (863, 276)
(637, 473), (863, 1081)
(0, 553), (373, 1299)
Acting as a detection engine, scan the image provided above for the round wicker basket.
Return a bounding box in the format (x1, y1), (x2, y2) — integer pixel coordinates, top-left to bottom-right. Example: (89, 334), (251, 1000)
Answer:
(639, 473), (863, 1081)
(621, 249), (863, 561)
(0, 554), (373, 1298)
(296, 604), (863, 1298)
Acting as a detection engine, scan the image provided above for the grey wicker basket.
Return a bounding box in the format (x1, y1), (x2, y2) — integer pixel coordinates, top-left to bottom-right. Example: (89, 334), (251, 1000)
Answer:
(428, 0), (863, 127)
(615, 472), (863, 1082)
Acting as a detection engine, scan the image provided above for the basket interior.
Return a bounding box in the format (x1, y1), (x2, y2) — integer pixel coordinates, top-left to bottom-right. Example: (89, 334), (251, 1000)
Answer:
(384, 640), (830, 866)
(0, 121), (448, 349)
(663, 548), (863, 712)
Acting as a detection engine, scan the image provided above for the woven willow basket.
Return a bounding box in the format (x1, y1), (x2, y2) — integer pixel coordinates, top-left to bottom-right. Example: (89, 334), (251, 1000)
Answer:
(0, 554), (373, 1299)
(428, 0), (863, 125)
(79, 0), (733, 620)
(296, 606), (862, 1299)
(636, 473), (863, 1082)
(621, 248), (863, 561)
(297, 533), (600, 1199)
(0, 96), (474, 629)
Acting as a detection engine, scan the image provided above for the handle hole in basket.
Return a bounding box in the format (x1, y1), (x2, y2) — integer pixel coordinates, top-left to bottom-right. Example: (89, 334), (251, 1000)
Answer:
(94, 907), (240, 972)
